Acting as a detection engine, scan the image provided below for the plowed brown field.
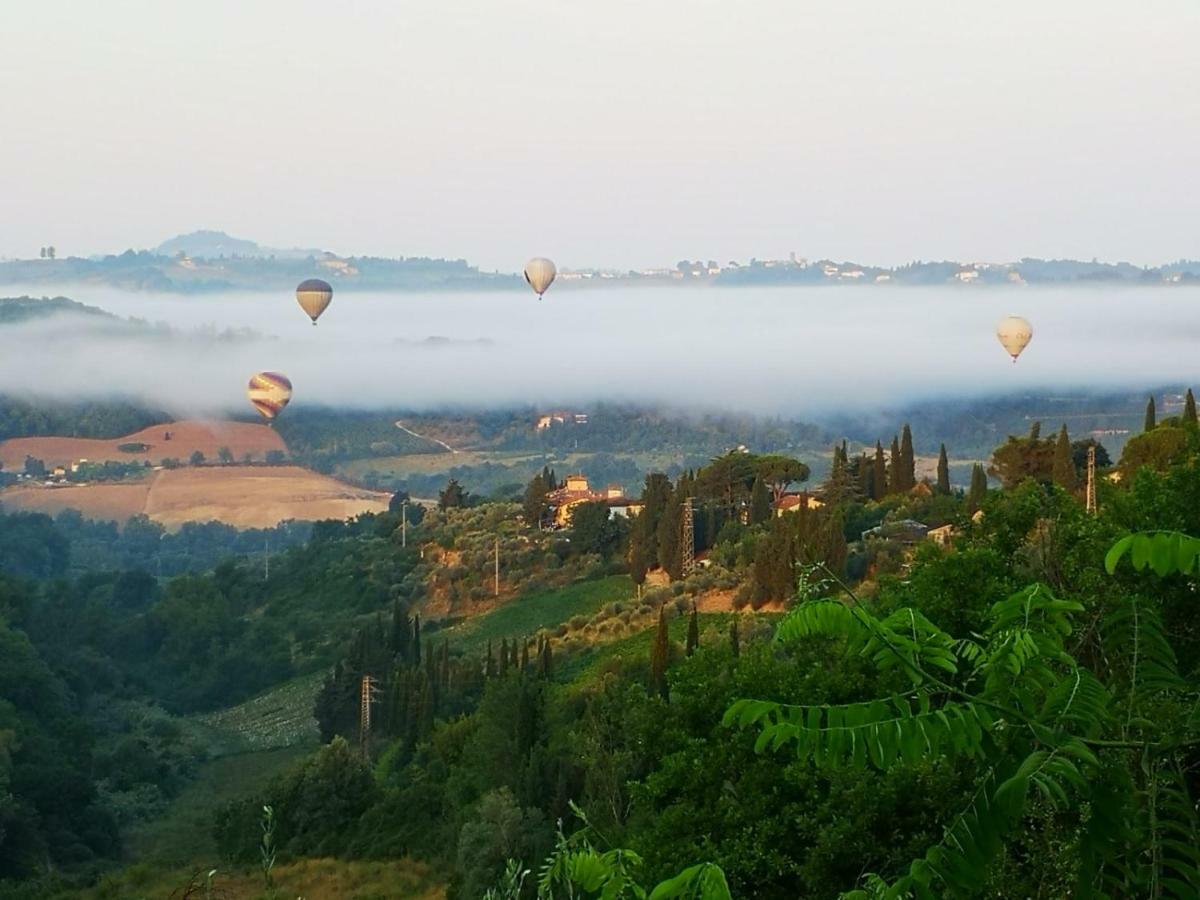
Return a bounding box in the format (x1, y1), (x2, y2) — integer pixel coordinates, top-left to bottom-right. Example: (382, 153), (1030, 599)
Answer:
(0, 419), (286, 470)
(1, 465), (390, 529)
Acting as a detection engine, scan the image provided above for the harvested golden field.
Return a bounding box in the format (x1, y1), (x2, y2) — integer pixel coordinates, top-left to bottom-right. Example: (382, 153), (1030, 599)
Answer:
(1, 465), (390, 528)
(0, 418), (286, 470)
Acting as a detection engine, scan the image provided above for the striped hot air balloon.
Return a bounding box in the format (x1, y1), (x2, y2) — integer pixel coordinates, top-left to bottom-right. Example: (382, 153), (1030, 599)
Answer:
(247, 372), (293, 422)
(296, 278), (333, 325)
(523, 258), (557, 299)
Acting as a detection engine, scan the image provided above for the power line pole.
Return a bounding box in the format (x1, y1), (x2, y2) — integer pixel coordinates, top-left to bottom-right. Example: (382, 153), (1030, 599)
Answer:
(359, 674), (379, 760)
(1086, 444), (1097, 515)
(681, 497), (696, 577)
(494, 535), (500, 597)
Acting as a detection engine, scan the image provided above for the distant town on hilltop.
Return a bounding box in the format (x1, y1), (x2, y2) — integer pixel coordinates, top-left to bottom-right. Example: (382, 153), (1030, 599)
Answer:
(3, 229), (1199, 293)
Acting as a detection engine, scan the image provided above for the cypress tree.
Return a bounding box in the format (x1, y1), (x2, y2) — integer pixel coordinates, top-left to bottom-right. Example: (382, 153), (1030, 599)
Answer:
(729, 616), (740, 658)
(1144, 396), (1156, 432)
(749, 475), (771, 525)
(539, 640), (553, 678)
(440, 640), (451, 692)
(390, 600), (410, 663)
(936, 444), (951, 496)
(1186, 389), (1198, 424)
(521, 639), (530, 672)
(1029, 421), (1041, 441)
(888, 436), (902, 494)
(899, 424), (916, 491)
(412, 615), (421, 665)
(872, 441), (887, 501)
(1053, 424), (1076, 490)
(857, 452), (872, 500)
(498, 638), (509, 677)
(657, 490), (683, 580)
(686, 603), (699, 656)
(650, 607), (669, 699)
(967, 464), (988, 513)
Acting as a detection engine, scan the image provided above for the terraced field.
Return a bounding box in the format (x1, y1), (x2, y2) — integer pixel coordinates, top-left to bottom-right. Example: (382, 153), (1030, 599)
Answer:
(433, 575), (633, 651)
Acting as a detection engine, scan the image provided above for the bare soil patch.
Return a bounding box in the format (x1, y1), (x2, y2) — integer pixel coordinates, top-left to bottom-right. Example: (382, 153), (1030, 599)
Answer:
(1, 465), (389, 529)
(0, 419), (286, 470)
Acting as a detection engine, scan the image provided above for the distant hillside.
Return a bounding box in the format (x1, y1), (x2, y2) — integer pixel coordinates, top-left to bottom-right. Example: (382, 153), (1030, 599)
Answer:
(156, 229), (322, 261)
(0, 295), (115, 324)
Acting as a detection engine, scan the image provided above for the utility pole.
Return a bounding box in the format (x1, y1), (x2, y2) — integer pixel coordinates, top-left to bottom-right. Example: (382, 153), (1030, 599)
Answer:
(1086, 444), (1097, 515)
(359, 674), (379, 760)
(494, 535), (500, 597)
(681, 497), (696, 577)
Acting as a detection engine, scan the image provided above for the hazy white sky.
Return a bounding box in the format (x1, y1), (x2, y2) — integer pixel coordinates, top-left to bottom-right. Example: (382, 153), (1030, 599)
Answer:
(2, 1), (1197, 270)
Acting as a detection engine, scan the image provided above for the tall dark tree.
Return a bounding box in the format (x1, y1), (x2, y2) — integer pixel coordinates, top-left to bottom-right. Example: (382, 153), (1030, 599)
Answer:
(1052, 424), (1077, 490)
(438, 478), (466, 510)
(389, 600), (411, 663)
(657, 489), (684, 581)
(729, 616), (740, 658)
(966, 463), (988, 513)
(685, 604), (699, 656)
(629, 533), (649, 587)
(1144, 396), (1157, 432)
(823, 442), (857, 504)
(898, 424), (916, 492)
(412, 614), (421, 665)
(749, 475), (771, 525)
(632, 473), (672, 572)
(935, 444), (951, 496)
(872, 441), (887, 501)
(1186, 389), (1198, 424)
(1029, 421), (1042, 440)
(888, 436), (902, 495)
(649, 607), (670, 700)
(522, 473), (549, 528)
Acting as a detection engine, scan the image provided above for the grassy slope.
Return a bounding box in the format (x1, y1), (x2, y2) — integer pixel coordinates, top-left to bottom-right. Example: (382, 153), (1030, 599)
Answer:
(434, 575), (633, 651)
(84, 857), (444, 900)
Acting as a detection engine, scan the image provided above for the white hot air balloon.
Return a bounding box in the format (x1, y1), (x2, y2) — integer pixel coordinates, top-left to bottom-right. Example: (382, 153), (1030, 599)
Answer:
(523, 258), (557, 299)
(996, 316), (1033, 363)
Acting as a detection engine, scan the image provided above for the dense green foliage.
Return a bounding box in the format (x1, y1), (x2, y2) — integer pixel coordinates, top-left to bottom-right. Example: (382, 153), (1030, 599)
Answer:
(6, 401), (1200, 898)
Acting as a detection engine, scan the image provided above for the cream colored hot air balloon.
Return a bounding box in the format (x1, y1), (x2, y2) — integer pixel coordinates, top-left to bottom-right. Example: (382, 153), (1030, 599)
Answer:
(996, 316), (1033, 363)
(523, 258), (557, 299)
(296, 279), (333, 325)
(247, 372), (293, 423)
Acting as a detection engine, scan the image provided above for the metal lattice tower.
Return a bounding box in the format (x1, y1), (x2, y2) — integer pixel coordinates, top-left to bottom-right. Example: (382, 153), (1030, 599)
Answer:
(1086, 444), (1097, 515)
(359, 675), (379, 759)
(681, 498), (696, 577)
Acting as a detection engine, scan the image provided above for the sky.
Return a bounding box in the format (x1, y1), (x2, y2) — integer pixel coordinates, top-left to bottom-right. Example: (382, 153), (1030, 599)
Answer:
(2, 1), (1198, 271)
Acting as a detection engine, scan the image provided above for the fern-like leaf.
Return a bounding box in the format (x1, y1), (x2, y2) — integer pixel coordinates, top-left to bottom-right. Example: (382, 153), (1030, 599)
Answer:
(1105, 531), (1200, 577)
(726, 693), (991, 770)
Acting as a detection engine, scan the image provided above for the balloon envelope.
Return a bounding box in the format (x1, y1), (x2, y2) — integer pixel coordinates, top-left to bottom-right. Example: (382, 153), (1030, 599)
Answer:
(523, 258), (557, 297)
(996, 316), (1033, 361)
(296, 278), (333, 324)
(247, 371), (293, 420)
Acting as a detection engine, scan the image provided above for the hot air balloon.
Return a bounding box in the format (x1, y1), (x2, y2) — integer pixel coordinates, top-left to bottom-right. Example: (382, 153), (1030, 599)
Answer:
(296, 278), (333, 325)
(523, 258), (557, 299)
(996, 316), (1033, 363)
(247, 372), (293, 423)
